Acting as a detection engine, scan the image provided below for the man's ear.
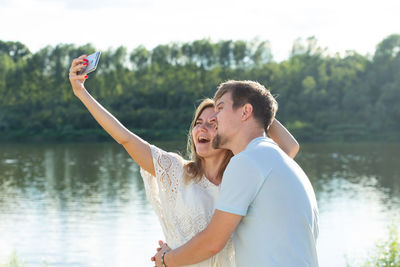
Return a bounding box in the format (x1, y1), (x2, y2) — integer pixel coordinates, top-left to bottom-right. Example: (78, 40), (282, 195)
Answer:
(241, 104), (253, 121)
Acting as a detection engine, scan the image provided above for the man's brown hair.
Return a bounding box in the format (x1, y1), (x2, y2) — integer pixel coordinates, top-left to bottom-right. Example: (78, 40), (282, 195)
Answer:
(214, 80), (278, 131)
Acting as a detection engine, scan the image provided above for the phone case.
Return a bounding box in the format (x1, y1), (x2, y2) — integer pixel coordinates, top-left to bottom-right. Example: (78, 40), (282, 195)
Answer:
(78, 51), (101, 75)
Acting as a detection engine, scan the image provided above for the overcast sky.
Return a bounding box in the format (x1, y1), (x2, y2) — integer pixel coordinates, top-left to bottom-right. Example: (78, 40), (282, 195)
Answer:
(0, 0), (399, 61)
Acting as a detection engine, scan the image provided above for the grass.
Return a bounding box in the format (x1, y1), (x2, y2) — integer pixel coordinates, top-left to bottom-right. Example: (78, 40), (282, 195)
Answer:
(361, 224), (400, 267)
(1, 252), (48, 267)
(0, 251), (23, 267)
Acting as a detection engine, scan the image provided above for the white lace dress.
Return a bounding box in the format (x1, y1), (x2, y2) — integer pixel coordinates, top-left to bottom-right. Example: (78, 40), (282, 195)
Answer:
(140, 145), (235, 267)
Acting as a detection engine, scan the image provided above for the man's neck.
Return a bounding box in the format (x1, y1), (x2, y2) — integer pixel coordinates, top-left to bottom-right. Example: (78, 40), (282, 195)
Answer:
(229, 126), (266, 155)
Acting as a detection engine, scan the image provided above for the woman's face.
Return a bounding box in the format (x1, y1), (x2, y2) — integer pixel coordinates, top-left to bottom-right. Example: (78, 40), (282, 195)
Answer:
(192, 107), (224, 158)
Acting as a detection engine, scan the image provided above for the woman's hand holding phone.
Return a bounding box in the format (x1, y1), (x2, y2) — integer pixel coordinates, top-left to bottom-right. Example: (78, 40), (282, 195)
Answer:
(69, 55), (89, 95)
(69, 52), (101, 96)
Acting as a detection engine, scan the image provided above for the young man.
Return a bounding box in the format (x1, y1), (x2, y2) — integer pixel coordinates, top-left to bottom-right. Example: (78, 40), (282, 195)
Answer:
(153, 80), (319, 267)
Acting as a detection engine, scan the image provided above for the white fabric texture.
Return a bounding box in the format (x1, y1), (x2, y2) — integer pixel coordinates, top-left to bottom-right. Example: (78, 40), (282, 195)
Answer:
(140, 144), (235, 267)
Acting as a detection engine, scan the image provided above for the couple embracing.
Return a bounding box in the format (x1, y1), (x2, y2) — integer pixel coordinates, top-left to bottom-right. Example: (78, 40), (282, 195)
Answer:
(69, 55), (319, 267)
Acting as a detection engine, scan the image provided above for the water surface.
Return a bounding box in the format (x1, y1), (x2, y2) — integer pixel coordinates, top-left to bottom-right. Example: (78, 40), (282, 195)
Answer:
(0, 142), (399, 266)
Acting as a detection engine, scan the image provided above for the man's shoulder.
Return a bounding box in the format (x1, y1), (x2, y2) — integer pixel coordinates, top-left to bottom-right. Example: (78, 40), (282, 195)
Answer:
(229, 152), (258, 171)
(242, 138), (281, 161)
(236, 138), (284, 176)
(253, 137), (280, 150)
(228, 149), (272, 180)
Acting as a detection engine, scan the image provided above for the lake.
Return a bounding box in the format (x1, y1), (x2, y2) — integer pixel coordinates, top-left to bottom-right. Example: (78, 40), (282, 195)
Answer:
(0, 142), (399, 266)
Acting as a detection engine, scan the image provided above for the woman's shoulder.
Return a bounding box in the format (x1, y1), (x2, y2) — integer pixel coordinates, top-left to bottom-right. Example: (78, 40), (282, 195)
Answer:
(150, 144), (185, 160)
(150, 144), (187, 173)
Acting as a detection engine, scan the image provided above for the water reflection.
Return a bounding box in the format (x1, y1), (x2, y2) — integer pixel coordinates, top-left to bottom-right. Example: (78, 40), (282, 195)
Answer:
(296, 143), (400, 266)
(0, 143), (161, 266)
(0, 142), (399, 266)
(0, 143), (148, 203)
(297, 143), (400, 205)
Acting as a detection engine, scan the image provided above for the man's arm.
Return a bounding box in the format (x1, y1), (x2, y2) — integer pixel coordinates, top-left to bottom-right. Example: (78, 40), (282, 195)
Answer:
(157, 210), (242, 267)
(154, 154), (262, 266)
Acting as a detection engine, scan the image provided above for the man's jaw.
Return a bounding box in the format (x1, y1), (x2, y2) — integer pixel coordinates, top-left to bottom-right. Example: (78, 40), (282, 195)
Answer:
(211, 135), (219, 149)
(212, 133), (226, 150)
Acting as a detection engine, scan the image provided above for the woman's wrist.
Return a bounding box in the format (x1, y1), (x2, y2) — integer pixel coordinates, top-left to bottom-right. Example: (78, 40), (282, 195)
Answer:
(164, 250), (174, 267)
(161, 251), (167, 267)
(73, 86), (88, 98)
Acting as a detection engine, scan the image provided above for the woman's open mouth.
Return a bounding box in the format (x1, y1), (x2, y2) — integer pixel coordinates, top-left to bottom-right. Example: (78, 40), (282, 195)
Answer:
(198, 136), (210, 144)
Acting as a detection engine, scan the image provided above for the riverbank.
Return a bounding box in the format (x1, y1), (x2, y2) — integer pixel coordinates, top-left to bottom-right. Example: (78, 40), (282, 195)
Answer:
(1, 127), (399, 143)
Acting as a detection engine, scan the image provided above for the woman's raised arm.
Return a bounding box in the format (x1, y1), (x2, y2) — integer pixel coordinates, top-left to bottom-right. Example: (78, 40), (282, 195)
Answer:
(69, 55), (155, 176)
(268, 119), (299, 158)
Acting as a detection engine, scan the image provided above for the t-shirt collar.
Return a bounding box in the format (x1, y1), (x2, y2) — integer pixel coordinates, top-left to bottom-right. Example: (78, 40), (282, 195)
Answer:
(245, 136), (275, 150)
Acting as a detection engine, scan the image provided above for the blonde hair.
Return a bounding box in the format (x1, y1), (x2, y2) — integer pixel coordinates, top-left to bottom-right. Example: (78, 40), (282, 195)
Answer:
(184, 98), (233, 183)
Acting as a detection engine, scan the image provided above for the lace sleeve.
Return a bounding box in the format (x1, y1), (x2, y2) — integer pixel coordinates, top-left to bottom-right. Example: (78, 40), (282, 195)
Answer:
(139, 145), (185, 211)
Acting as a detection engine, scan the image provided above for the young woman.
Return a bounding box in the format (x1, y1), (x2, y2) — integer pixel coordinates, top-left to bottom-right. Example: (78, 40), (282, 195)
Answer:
(69, 55), (299, 267)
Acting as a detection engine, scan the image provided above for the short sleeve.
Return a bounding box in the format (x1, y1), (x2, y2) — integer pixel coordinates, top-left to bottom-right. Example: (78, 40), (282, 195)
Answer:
(215, 154), (268, 216)
(140, 145), (185, 209)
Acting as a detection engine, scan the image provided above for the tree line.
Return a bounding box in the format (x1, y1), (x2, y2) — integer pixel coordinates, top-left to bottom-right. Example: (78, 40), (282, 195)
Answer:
(0, 35), (399, 142)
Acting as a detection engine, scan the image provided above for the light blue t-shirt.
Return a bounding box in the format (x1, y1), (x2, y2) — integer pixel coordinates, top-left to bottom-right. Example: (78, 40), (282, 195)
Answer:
(216, 137), (319, 267)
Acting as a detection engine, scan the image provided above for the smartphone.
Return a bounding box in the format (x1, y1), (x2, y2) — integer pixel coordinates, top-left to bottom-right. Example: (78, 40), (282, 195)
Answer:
(78, 51), (101, 75)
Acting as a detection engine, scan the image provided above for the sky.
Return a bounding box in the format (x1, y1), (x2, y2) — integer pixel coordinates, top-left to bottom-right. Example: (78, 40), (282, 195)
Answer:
(0, 0), (399, 62)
